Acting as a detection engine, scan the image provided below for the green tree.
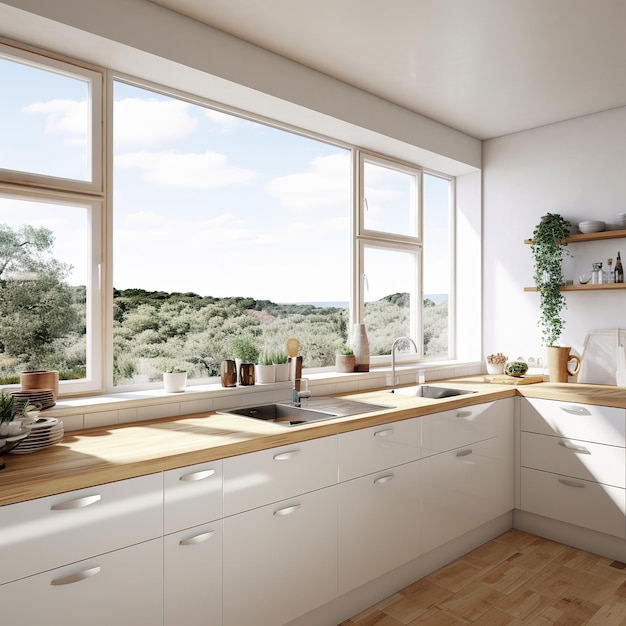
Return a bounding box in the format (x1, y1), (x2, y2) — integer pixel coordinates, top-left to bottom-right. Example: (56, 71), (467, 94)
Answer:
(0, 224), (78, 366)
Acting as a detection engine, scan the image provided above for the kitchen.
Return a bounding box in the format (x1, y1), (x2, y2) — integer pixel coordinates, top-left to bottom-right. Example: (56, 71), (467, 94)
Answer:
(2, 1), (626, 624)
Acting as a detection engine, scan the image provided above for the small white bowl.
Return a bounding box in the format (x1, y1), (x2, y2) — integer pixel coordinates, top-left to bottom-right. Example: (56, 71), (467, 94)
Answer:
(579, 220), (606, 233)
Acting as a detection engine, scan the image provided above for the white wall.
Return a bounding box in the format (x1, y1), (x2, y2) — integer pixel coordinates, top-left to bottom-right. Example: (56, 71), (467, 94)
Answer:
(483, 106), (626, 368)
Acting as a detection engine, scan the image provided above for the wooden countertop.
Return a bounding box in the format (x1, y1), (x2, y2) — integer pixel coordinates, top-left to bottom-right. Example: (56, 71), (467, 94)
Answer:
(2, 377), (626, 507)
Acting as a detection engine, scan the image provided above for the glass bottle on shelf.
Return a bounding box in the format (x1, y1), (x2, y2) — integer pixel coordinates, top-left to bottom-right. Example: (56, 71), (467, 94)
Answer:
(605, 258), (614, 283)
(592, 262), (602, 284)
(615, 252), (624, 283)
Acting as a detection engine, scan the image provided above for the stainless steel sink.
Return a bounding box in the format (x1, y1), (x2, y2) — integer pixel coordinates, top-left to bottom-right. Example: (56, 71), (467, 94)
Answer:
(220, 397), (393, 427)
(389, 385), (476, 399)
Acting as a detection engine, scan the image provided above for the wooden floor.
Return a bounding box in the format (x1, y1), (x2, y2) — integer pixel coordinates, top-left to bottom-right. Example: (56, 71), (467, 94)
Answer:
(340, 530), (626, 625)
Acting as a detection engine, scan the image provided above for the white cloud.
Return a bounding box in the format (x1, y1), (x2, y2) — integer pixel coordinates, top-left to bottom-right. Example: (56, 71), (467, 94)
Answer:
(122, 211), (167, 227)
(114, 150), (258, 189)
(113, 98), (198, 147)
(23, 98), (87, 137)
(264, 153), (350, 211)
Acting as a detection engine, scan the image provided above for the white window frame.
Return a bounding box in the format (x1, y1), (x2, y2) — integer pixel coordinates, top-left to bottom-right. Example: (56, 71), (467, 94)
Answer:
(355, 151), (424, 361)
(0, 43), (104, 395)
(0, 184), (103, 394)
(0, 41), (104, 194)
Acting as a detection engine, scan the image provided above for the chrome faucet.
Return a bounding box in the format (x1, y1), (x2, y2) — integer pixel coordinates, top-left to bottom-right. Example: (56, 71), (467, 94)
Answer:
(391, 336), (418, 388)
(292, 378), (310, 407)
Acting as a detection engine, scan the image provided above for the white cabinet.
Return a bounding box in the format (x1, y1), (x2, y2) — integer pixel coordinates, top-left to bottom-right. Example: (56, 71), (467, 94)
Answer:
(222, 436), (338, 626)
(520, 398), (626, 538)
(338, 461), (421, 594)
(421, 399), (514, 552)
(164, 523), (222, 626)
(0, 538), (163, 626)
(337, 416), (422, 593)
(164, 460), (222, 533)
(0, 473), (163, 586)
(223, 435), (337, 516)
(223, 486), (337, 626)
(338, 416), (422, 482)
(422, 399), (511, 455)
(163, 461), (223, 626)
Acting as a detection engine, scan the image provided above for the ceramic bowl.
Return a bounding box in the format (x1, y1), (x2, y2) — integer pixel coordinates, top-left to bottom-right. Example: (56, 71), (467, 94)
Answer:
(578, 220), (606, 233)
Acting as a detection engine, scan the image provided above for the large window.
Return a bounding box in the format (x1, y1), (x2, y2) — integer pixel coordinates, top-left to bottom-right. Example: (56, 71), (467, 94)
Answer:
(0, 42), (454, 394)
(112, 80), (351, 385)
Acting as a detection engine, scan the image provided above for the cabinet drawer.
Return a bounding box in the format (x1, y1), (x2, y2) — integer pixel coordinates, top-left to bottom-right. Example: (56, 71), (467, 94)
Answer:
(0, 473), (163, 585)
(520, 467), (626, 538)
(521, 397), (626, 446)
(223, 435), (336, 516)
(164, 460), (222, 533)
(0, 538), (163, 626)
(521, 431), (625, 488)
(338, 417), (422, 481)
(422, 398), (513, 454)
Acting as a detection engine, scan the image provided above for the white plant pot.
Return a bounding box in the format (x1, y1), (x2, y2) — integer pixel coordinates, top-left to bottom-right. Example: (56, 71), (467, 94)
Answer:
(255, 364), (276, 384)
(163, 371), (187, 393)
(486, 362), (505, 375)
(274, 362), (290, 382)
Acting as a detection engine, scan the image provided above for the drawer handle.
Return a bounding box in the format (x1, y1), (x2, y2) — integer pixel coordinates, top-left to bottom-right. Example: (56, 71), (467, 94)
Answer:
(558, 478), (586, 489)
(179, 530), (215, 545)
(374, 428), (394, 438)
(180, 469), (215, 481)
(456, 449), (472, 457)
(51, 494), (101, 510)
(273, 450), (301, 461)
(456, 411), (472, 418)
(51, 566), (101, 586)
(558, 405), (591, 416)
(558, 440), (590, 454)
(374, 473), (395, 484)
(273, 503), (301, 516)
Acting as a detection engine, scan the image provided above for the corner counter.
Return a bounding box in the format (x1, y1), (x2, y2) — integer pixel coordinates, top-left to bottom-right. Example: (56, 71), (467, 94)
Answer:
(2, 377), (625, 507)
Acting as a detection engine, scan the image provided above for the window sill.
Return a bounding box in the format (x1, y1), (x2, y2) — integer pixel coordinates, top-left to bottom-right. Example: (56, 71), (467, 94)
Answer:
(43, 361), (483, 432)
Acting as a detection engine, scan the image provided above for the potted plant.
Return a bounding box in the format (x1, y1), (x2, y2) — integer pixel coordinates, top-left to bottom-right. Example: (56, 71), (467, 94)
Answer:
(335, 343), (356, 373)
(163, 367), (187, 393)
(255, 352), (276, 384)
(231, 337), (259, 385)
(273, 351), (290, 382)
(530, 213), (573, 381)
(485, 352), (507, 375)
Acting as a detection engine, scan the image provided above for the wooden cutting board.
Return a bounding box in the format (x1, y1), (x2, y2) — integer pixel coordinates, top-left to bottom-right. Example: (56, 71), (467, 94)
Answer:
(483, 374), (545, 385)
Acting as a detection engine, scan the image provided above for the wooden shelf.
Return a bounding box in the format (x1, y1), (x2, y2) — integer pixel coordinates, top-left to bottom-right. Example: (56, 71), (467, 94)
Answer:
(524, 229), (626, 245)
(524, 283), (626, 292)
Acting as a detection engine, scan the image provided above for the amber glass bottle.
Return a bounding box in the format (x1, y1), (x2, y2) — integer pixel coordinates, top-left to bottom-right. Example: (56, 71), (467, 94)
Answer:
(615, 252), (624, 283)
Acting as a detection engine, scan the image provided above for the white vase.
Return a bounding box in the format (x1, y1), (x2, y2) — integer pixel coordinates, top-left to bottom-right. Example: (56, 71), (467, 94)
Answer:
(163, 371), (187, 393)
(351, 324), (370, 372)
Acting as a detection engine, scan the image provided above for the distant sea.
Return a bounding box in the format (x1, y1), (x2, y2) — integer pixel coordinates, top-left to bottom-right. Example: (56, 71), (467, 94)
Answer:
(285, 294), (448, 307)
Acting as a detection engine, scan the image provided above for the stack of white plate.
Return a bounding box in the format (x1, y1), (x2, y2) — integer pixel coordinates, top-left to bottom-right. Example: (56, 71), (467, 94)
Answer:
(617, 213), (626, 228)
(9, 417), (64, 454)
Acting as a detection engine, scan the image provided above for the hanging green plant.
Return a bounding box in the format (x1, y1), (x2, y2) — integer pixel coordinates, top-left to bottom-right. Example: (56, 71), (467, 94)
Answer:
(530, 213), (572, 347)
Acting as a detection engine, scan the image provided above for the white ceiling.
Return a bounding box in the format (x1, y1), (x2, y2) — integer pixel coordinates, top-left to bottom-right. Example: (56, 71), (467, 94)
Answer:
(149, 0), (626, 140)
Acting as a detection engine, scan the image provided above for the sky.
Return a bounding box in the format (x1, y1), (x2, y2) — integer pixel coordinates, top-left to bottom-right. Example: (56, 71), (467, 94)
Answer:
(0, 56), (450, 304)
